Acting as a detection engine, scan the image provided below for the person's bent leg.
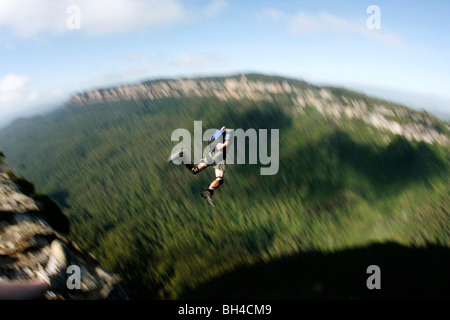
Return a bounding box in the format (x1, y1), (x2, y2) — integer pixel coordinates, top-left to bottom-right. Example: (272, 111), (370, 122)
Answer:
(188, 161), (208, 175)
(184, 162), (196, 171)
(207, 169), (224, 196)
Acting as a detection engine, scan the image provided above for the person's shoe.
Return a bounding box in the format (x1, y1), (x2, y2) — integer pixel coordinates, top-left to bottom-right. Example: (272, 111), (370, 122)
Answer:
(38, 239), (69, 292)
(201, 191), (215, 207)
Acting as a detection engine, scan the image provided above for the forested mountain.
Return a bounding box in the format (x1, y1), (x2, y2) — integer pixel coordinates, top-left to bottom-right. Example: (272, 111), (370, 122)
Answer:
(0, 74), (448, 299)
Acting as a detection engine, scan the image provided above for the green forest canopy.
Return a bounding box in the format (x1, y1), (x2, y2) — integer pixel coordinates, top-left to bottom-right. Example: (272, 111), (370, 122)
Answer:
(0, 85), (448, 299)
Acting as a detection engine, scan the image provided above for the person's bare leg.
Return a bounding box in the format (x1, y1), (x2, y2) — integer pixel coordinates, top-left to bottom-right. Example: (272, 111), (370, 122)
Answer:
(208, 169), (224, 190)
(188, 162), (208, 174)
(0, 278), (49, 300)
(201, 169), (224, 207)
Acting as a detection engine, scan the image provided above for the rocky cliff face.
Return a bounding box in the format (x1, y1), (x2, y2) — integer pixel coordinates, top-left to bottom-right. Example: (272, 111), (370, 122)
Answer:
(68, 74), (449, 146)
(0, 171), (128, 300)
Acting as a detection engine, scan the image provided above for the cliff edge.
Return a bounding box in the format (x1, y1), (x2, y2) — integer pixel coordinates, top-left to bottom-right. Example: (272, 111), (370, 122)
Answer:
(0, 170), (129, 299)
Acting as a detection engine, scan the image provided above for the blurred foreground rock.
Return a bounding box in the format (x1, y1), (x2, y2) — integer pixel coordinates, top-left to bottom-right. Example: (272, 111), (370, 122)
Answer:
(0, 172), (129, 299)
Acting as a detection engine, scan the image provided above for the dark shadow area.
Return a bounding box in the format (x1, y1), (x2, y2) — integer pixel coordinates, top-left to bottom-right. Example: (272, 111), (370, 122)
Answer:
(181, 242), (450, 299)
(223, 102), (293, 131)
(329, 131), (448, 189)
(0, 211), (17, 225)
(268, 131), (448, 204)
(49, 190), (70, 208)
(34, 194), (71, 234)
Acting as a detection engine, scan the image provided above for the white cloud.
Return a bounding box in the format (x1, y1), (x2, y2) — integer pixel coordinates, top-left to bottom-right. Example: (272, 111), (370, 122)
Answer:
(202, 0), (228, 19)
(261, 9), (403, 49)
(0, 0), (66, 37)
(80, 0), (186, 36)
(0, 0), (227, 38)
(0, 74), (30, 105)
(0, 74), (64, 126)
(0, 0), (186, 38)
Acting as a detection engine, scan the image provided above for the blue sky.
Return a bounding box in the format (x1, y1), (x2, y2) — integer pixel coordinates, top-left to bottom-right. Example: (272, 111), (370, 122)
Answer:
(1, 0), (449, 126)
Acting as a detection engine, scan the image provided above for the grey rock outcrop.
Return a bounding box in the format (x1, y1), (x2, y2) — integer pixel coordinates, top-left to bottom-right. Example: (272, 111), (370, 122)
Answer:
(68, 74), (449, 145)
(0, 171), (128, 299)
